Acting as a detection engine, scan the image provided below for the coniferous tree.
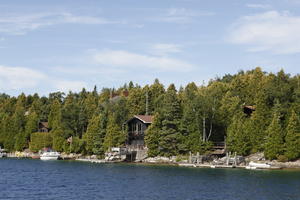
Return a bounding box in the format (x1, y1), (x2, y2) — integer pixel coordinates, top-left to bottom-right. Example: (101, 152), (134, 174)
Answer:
(48, 99), (64, 151)
(145, 113), (162, 157)
(227, 113), (251, 156)
(84, 114), (107, 155)
(264, 112), (284, 160)
(159, 84), (182, 156)
(48, 99), (62, 130)
(103, 114), (125, 151)
(285, 110), (300, 160)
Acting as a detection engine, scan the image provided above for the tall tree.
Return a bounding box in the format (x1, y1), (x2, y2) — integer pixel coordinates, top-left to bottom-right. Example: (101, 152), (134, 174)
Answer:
(159, 84), (182, 156)
(264, 112), (284, 160)
(83, 113), (107, 155)
(285, 110), (300, 160)
(103, 114), (125, 151)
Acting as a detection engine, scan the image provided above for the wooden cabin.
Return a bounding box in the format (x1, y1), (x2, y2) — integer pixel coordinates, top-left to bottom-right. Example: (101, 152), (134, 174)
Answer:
(243, 105), (255, 116)
(125, 115), (153, 149)
(38, 122), (50, 133)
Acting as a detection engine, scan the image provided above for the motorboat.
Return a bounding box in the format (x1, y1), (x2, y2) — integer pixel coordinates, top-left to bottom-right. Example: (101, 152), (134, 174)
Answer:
(0, 147), (7, 158)
(40, 151), (60, 160)
(246, 161), (271, 169)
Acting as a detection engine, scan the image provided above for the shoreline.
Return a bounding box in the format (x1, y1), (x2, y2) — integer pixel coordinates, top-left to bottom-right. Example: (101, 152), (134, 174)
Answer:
(3, 156), (300, 171)
(3, 151), (300, 170)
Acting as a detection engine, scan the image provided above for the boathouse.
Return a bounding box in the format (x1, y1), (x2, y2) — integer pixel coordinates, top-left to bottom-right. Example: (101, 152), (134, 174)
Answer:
(243, 105), (255, 116)
(125, 115), (153, 149)
(38, 122), (50, 133)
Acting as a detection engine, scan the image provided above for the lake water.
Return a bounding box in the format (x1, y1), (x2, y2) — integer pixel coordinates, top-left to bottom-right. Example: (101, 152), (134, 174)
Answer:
(0, 159), (300, 200)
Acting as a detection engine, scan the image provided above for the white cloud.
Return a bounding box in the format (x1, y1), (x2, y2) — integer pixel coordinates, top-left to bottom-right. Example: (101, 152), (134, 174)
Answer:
(92, 50), (194, 72)
(0, 12), (117, 35)
(228, 11), (300, 54)
(246, 4), (271, 9)
(154, 8), (215, 23)
(0, 65), (87, 93)
(52, 80), (88, 93)
(150, 43), (182, 56)
(0, 65), (46, 90)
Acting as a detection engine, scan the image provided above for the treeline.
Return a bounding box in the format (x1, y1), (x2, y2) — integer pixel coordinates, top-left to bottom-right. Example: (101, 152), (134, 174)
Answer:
(0, 67), (299, 161)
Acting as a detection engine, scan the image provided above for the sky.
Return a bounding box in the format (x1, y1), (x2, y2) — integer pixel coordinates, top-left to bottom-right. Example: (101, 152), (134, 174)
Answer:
(0, 0), (300, 96)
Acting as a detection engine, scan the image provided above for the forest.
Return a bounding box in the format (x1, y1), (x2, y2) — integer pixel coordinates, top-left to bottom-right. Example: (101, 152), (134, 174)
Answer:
(0, 67), (299, 161)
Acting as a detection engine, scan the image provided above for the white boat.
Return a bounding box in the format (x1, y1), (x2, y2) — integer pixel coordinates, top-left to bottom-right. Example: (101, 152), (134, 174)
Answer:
(247, 161), (271, 169)
(40, 151), (60, 160)
(0, 147), (7, 158)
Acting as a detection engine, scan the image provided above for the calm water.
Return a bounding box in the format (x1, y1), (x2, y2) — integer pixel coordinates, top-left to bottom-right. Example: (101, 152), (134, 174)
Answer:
(0, 159), (300, 200)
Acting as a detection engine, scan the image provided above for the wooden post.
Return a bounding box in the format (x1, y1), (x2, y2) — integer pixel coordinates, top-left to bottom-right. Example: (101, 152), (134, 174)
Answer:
(234, 152), (237, 166)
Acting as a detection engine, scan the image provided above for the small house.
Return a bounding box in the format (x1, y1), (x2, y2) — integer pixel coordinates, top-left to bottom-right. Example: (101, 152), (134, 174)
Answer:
(38, 122), (50, 133)
(125, 115), (153, 149)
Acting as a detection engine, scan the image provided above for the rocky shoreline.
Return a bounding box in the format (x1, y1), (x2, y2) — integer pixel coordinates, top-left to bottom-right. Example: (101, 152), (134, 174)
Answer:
(4, 151), (300, 170)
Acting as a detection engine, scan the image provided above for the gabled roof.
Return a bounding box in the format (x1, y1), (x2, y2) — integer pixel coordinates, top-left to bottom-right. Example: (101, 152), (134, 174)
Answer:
(134, 115), (153, 123)
(39, 122), (49, 128)
(125, 115), (153, 124)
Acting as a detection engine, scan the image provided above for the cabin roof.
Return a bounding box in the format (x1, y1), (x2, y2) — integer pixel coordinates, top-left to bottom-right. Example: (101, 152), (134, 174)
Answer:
(244, 105), (255, 110)
(39, 122), (49, 128)
(126, 115), (153, 124)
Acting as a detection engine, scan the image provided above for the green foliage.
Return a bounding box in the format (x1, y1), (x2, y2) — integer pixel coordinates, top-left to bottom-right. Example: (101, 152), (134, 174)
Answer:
(264, 112), (284, 160)
(145, 113), (162, 157)
(226, 113), (251, 156)
(29, 132), (53, 152)
(51, 127), (66, 152)
(48, 99), (62, 129)
(83, 114), (107, 155)
(103, 114), (125, 151)
(285, 110), (300, 160)
(158, 84), (182, 156)
(0, 69), (299, 161)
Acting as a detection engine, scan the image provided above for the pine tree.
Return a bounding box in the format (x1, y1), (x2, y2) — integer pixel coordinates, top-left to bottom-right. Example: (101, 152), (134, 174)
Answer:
(29, 132), (53, 152)
(48, 99), (64, 151)
(103, 114), (125, 151)
(48, 99), (62, 130)
(12, 96), (26, 151)
(227, 113), (251, 156)
(52, 127), (65, 152)
(83, 114), (107, 155)
(159, 84), (182, 156)
(285, 110), (300, 160)
(248, 91), (271, 153)
(145, 113), (162, 157)
(264, 113), (284, 160)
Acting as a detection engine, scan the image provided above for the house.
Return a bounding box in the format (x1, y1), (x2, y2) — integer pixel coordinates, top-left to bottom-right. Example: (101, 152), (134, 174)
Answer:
(243, 105), (255, 116)
(38, 122), (50, 133)
(125, 115), (153, 149)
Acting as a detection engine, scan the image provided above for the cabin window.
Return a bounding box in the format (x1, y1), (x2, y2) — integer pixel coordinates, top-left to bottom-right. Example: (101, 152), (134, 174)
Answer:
(138, 123), (142, 134)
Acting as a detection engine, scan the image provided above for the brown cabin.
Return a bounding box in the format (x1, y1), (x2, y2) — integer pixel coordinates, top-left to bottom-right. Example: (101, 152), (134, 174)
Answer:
(243, 105), (256, 116)
(38, 122), (50, 133)
(125, 115), (153, 149)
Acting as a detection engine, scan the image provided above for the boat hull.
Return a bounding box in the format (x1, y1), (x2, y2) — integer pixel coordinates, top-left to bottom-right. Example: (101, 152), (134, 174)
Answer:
(40, 156), (59, 160)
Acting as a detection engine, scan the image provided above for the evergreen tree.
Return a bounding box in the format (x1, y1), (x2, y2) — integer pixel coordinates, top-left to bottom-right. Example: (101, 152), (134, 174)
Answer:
(83, 114), (107, 155)
(264, 113), (284, 160)
(52, 127), (65, 152)
(145, 113), (162, 157)
(29, 132), (52, 152)
(103, 114), (125, 151)
(159, 84), (182, 156)
(48, 99), (62, 129)
(227, 113), (251, 156)
(285, 110), (300, 160)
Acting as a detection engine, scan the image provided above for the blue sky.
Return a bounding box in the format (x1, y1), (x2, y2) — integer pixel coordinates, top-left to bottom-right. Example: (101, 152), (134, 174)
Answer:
(0, 0), (300, 96)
